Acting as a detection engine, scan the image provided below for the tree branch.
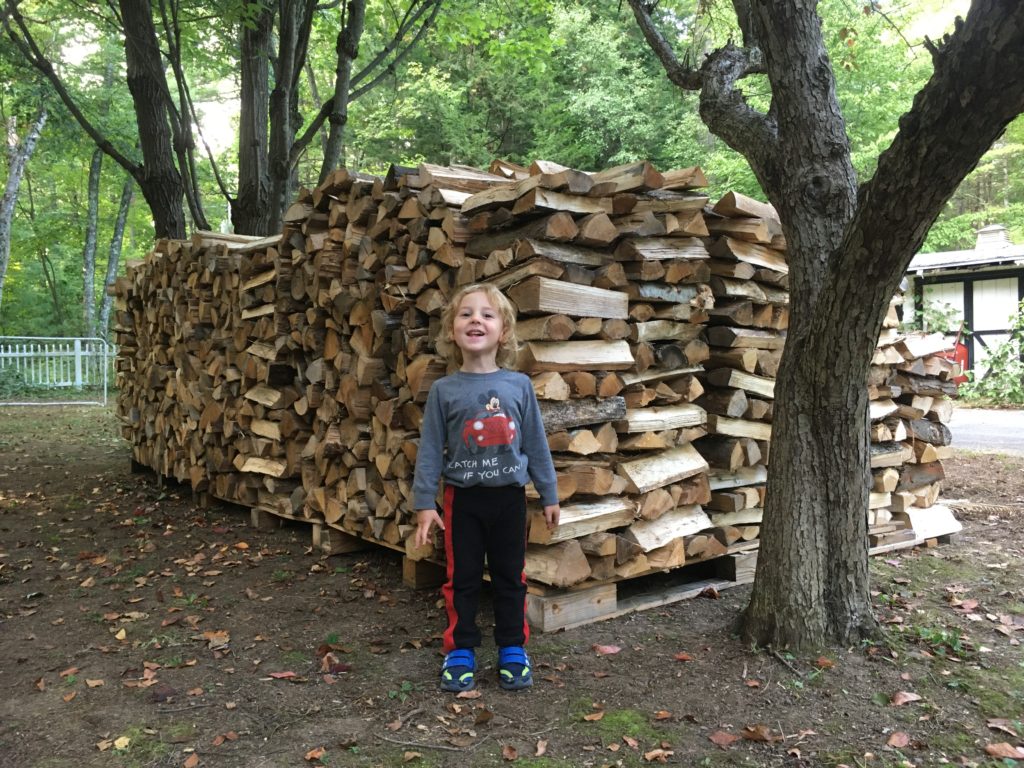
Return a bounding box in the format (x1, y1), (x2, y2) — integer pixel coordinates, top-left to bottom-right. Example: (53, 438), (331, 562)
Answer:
(840, 0), (1024, 289)
(1, 1), (141, 180)
(289, 0), (441, 167)
(627, 0), (774, 164)
(626, 0), (703, 90)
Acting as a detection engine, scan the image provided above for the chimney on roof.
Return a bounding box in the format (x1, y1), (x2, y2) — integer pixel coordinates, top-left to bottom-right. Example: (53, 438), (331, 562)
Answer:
(975, 224), (1010, 251)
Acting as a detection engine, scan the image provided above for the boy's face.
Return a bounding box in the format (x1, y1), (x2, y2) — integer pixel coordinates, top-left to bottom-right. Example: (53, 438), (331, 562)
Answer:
(453, 291), (505, 361)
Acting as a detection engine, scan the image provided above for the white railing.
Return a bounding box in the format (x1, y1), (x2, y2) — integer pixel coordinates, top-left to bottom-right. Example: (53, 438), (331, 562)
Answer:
(0, 336), (115, 406)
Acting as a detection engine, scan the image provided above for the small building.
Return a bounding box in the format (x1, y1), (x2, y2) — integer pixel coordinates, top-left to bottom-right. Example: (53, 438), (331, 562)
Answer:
(905, 224), (1024, 374)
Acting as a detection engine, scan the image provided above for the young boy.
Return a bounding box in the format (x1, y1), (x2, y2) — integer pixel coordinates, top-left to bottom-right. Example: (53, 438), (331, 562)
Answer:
(413, 283), (560, 692)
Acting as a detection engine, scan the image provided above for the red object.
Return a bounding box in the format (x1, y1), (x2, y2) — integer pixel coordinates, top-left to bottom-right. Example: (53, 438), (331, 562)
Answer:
(941, 323), (969, 385)
(944, 341), (969, 385)
(462, 412), (516, 451)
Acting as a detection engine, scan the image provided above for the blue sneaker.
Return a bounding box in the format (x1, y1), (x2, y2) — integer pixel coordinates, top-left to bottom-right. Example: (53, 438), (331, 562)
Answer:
(498, 646), (532, 691)
(440, 648), (476, 692)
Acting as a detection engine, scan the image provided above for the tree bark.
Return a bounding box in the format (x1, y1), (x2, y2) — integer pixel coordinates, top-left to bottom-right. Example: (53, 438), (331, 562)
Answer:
(319, 0), (367, 180)
(98, 175), (134, 339)
(268, 0), (317, 229)
(233, 2), (275, 235)
(629, 0), (1024, 649)
(118, 0), (187, 239)
(0, 107), (46, 314)
(82, 148), (102, 336)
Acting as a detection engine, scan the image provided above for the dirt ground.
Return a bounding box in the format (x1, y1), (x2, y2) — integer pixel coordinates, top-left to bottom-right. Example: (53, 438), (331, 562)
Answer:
(1, 406), (1023, 768)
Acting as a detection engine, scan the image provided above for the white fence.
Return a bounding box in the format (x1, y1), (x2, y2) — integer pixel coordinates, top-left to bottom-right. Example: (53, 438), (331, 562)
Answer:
(0, 336), (115, 406)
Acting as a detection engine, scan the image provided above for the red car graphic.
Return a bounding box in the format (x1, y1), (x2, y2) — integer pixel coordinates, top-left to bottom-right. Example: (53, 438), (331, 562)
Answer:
(462, 412), (516, 453)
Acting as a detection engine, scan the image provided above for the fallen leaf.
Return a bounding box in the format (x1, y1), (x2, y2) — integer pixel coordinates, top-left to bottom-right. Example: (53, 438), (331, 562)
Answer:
(475, 708), (494, 726)
(709, 730), (740, 748)
(114, 628), (127, 641)
(744, 679), (761, 688)
(35, 677), (45, 691)
(403, 751), (421, 762)
(743, 724), (783, 743)
(814, 656), (835, 669)
(535, 740), (547, 757)
(96, 739), (113, 752)
(59, 667), (79, 678)
(987, 718), (1020, 737)
(80, 576), (95, 588)
(234, 541), (249, 550)
(985, 742), (1024, 759)
(86, 679), (105, 688)
(653, 710), (673, 720)
(304, 746), (326, 761)
(593, 671), (610, 679)
(187, 687), (203, 696)
(643, 748), (673, 762)
(183, 753), (200, 768)
(890, 691), (922, 706)
(887, 732), (911, 748)
(501, 744), (518, 761)
(386, 718), (402, 732)
(455, 689), (482, 699)
(699, 586), (719, 599)
(623, 735), (639, 749)
(583, 711), (605, 722)
(592, 644), (621, 655)
(673, 651), (693, 662)
(268, 671), (298, 679)
(62, 691), (76, 702)
(113, 736), (131, 750)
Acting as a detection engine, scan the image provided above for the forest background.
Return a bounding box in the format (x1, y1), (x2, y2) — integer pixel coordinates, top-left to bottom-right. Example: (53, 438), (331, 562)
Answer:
(0, 0), (1020, 339)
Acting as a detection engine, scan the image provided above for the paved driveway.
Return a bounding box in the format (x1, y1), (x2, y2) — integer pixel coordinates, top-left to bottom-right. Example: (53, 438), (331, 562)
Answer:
(949, 407), (1024, 455)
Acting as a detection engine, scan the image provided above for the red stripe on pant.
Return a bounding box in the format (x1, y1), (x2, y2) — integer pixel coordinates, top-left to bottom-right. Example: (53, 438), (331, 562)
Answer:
(441, 484), (458, 653)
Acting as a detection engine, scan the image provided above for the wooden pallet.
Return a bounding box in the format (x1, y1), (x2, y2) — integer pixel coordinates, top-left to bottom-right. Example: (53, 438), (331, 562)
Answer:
(526, 552), (756, 633)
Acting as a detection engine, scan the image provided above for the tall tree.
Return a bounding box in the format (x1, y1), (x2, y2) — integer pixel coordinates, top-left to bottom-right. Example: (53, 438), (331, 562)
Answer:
(98, 174), (134, 339)
(81, 147), (101, 335)
(628, 0), (1024, 648)
(3, 0), (188, 238)
(0, 105), (45, 312)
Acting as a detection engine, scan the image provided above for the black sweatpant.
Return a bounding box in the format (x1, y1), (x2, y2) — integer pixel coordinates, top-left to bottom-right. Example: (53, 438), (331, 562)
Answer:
(440, 484), (529, 652)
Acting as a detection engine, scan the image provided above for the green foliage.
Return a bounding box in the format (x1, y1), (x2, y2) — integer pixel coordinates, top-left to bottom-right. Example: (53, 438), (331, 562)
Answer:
(959, 300), (1024, 404)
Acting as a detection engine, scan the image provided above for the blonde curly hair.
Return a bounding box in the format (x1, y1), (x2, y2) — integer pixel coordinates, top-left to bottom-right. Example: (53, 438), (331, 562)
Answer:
(437, 283), (519, 369)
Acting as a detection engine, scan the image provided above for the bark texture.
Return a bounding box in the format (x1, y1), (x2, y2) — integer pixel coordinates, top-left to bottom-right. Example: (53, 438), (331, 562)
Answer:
(98, 175), (135, 339)
(82, 148), (102, 335)
(234, 3), (275, 235)
(119, 0), (186, 239)
(629, 0), (1024, 648)
(0, 107), (46, 313)
(319, 0), (367, 180)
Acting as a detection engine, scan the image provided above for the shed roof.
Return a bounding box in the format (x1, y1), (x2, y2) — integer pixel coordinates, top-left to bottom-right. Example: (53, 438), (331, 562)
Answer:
(908, 224), (1024, 273)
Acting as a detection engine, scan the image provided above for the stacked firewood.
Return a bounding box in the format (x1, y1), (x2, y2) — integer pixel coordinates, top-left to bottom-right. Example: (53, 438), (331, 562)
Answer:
(113, 157), (959, 601)
(692, 192), (787, 559)
(869, 313), (961, 546)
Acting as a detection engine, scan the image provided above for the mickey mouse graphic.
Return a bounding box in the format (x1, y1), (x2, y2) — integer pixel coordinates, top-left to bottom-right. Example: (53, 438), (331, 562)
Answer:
(461, 390), (517, 455)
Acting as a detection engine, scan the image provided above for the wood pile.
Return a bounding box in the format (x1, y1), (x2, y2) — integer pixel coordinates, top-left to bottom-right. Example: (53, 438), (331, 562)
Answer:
(692, 192), (787, 560)
(112, 157), (959, 616)
(869, 316), (962, 547)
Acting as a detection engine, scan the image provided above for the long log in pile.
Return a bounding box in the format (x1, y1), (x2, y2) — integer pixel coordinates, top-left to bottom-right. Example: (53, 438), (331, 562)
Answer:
(113, 157), (959, 604)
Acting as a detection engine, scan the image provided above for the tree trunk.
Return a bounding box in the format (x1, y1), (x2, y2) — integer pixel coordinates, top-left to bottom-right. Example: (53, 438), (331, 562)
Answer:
(82, 147), (102, 336)
(118, 0), (187, 239)
(0, 107), (47, 314)
(233, 2), (275, 235)
(319, 0), (367, 180)
(630, 0), (1024, 649)
(268, 0), (316, 230)
(98, 175), (134, 339)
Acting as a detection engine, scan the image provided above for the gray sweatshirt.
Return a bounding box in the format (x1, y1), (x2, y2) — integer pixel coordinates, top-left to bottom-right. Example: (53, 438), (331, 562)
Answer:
(412, 369), (559, 509)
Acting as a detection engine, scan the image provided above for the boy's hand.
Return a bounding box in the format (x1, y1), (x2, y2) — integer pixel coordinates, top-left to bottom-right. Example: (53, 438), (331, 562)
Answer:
(543, 503), (560, 530)
(415, 508), (444, 548)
